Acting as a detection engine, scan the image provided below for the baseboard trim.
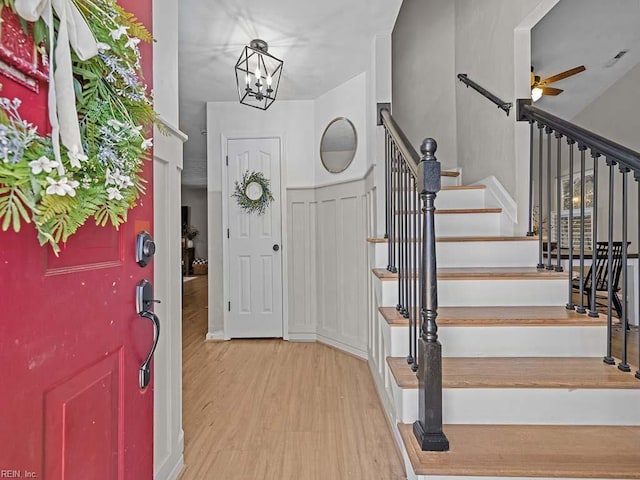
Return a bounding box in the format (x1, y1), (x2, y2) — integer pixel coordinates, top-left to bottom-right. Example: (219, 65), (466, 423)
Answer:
(316, 334), (367, 359)
(205, 331), (226, 341)
(287, 333), (317, 342)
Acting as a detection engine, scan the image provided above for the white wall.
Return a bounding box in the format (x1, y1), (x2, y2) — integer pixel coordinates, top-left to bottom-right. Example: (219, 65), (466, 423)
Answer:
(153, 0), (185, 478)
(392, 0), (458, 169)
(287, 174), (372, 356)
(206, 100), (314, 337)
(314, 73), (368, 186)
(181, 186), (208, 260)
(205, 60), (385, 351)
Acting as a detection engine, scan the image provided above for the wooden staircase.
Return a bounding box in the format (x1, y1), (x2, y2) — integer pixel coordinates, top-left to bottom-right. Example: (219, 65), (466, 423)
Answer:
(367, 180), (640, 479)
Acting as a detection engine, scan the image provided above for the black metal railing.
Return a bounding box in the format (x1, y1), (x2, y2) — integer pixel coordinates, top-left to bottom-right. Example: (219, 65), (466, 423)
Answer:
(381, 108), (449, 451)
(518, 100), (640, 379)
(457, 74), (512, 116)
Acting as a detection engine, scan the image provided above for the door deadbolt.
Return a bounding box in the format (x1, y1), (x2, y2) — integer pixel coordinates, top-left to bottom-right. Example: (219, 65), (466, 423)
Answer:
(273, 244), (280, 252)
(136, 231), (156, 267)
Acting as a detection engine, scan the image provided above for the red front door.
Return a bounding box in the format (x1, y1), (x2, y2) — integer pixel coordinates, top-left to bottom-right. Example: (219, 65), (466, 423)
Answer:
(0, 1), (155, 478)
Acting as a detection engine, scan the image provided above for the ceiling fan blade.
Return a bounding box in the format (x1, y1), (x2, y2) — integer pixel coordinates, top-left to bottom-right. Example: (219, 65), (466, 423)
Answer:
(539, 65), (586, 86)
(541, 86), (563, 96)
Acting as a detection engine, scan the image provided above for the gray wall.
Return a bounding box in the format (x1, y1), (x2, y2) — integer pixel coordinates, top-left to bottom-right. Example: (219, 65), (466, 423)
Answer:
(454, 0), (541, 194)
(392, 0), (457, 169)
(181, 186), (208, 260)
(391, 0), (542, 192)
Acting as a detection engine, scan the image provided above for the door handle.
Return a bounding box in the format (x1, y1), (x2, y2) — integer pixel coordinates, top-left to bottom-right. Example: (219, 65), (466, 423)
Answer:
(138, 311), (160, 389)
(136, 279), (161, 389)
(273, 244), (280, 252)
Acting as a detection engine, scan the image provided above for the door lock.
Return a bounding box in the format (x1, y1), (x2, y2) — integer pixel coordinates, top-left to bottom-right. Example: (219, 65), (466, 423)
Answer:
(273, 244), (280, 252)
(136, 231), (156, 267)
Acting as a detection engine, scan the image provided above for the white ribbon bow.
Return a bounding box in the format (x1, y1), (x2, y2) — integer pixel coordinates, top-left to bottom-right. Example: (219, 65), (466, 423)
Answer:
(15, 0), (98, 173)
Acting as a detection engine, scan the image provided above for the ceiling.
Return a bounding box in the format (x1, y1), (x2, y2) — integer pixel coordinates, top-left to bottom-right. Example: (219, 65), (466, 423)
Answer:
(178, 0), (401, 187)
(532, 0), (640, 119)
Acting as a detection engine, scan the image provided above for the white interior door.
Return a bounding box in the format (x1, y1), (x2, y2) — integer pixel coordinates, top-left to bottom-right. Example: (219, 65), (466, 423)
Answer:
(226, 138), (283, 338)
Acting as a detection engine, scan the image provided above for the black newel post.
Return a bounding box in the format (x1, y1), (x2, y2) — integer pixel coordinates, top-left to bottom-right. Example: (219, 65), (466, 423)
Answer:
(412, 138), (449, 452)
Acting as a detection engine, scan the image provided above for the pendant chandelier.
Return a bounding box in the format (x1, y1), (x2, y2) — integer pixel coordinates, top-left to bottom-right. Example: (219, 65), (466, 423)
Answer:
(235, 39), (283, 111)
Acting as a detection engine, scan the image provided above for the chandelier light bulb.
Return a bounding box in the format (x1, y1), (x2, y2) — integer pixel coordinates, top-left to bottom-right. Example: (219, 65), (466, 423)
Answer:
(267, 74), (272, 87)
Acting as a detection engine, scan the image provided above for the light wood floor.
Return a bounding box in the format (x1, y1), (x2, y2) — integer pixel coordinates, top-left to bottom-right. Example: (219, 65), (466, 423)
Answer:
(178, 277), (406, 480)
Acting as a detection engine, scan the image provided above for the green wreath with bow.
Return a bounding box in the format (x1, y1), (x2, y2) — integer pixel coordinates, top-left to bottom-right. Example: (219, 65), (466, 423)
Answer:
(0, 0), (156, 254)
(232, 170), (274, 215)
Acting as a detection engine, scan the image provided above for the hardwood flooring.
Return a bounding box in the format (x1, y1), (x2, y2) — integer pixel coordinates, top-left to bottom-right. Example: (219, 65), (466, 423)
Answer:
(178, 277), (406, 480)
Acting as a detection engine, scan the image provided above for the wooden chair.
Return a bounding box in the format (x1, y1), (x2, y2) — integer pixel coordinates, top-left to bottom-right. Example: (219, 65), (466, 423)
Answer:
(572, 241), (628, 328)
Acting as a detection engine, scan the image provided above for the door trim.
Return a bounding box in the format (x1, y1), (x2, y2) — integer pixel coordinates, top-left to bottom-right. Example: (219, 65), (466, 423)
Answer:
(220, 133), (289, 340)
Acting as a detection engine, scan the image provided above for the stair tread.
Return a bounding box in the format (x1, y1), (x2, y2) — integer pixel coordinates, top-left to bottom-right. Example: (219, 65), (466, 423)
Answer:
(367, 235), (538, 243)
(394, 184), (485, 191)
(441, 170), (460, 177)
(386, 356), (640, 389)
(395, 208), (502, 215)
(379, 306), (606, 327)
(399, 423), (640, 478)
(373, 267), (566, 281)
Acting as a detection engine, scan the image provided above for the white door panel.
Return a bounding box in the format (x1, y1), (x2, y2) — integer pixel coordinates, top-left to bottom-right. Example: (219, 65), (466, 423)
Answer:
(227, 138), (283, 338)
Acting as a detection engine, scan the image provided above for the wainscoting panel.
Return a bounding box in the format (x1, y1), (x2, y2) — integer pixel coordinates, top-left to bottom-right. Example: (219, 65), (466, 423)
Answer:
(287, 170), (375, 356)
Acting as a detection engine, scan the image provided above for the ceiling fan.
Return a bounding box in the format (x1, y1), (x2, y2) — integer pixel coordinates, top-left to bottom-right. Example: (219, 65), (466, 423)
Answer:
(530, 65), (586, 102)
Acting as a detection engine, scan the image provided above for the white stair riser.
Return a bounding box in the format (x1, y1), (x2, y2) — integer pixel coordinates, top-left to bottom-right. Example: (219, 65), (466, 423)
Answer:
(437, 189), (485, 209)
(373, 241), (538, 269)
(379, 278), (567, 307)
(390, 380), (640, 425)
(381, 316), (606, 358)
(441, 174), (460, 187)
(435, 212), (501, 236)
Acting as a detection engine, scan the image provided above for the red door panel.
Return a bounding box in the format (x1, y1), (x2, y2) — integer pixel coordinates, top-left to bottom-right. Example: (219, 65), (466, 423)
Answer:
(0, 1), (154, 478)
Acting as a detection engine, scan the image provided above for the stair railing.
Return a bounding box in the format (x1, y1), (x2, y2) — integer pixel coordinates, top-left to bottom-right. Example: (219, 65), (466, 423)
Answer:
(380, 108), (450, 451)
(518, 100), (640, 379)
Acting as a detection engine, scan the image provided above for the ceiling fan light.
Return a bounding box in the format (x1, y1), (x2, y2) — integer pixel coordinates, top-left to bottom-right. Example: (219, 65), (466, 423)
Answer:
(531, 87), (543, 102)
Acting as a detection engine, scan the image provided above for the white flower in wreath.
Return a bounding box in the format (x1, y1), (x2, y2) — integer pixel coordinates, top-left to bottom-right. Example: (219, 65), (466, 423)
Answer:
(107, 187), (123, 201)
(110, 26), (129, 41)
(105, 168), (134, 188)
(130, 124), (143, 136)
(96, 42), (111, 52)
(29, 156), (59, 175)
(67, 145), (88, 168)
(141, 138), (153, 150)
(107, 119), (125, 131)
(46, 177), (79, 197)
(125, 36), (141, 51)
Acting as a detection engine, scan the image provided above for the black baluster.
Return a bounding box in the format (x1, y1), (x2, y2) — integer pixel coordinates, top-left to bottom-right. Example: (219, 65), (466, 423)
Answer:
(618, 166), (631, 373)
(576, 146), (587, 314)
(411, 179), (420, 372)
(407, 168), (414, 367)
(546, 127), (554, 270)
(588, 152), (600, 318)
(404, 163), (410, 318)
(636, 177), (640, 380)
(527, 120), (535, 236)
(413, 138), (449, 452)
(566, 140), (576, 310)
(398, 157), (404, 313)
(415, 181), (423, 370)
(385, 131), (390, 241)
(603, 159), (616, 365)
(555, 132), (564, 272)
(537, 123), (545, 269)
(389, 141), (397, 273)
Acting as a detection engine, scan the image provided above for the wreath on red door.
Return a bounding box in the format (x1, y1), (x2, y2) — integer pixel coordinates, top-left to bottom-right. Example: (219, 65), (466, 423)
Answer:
(0, 0), (156, 254)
